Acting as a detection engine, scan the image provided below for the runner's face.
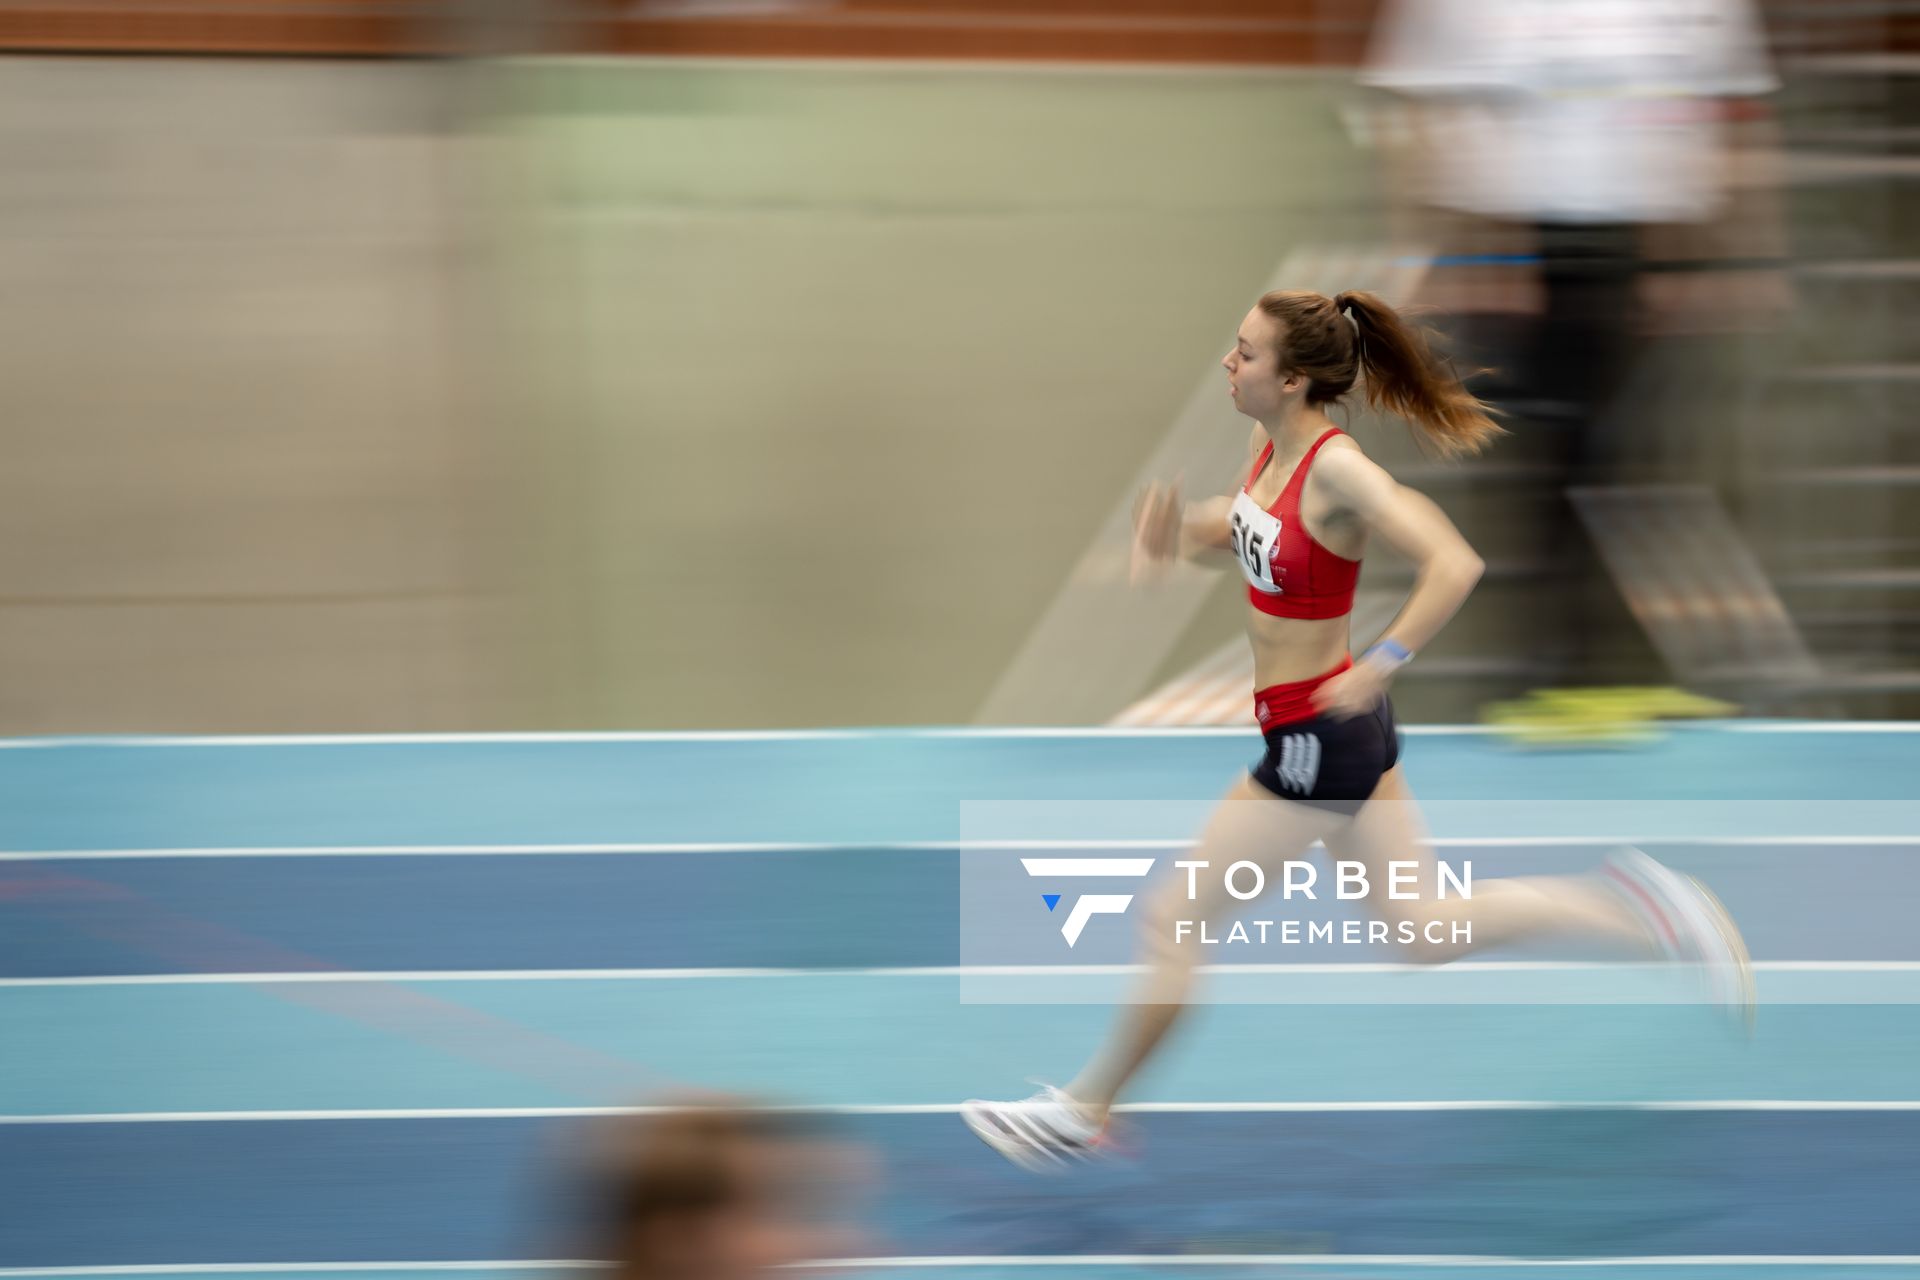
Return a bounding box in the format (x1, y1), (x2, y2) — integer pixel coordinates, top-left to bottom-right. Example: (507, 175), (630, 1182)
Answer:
(1222, 309), (1291, 421)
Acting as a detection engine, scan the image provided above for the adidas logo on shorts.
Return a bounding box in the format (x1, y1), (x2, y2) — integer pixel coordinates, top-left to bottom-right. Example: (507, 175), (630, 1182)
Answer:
(1274, 732), (1322, 794)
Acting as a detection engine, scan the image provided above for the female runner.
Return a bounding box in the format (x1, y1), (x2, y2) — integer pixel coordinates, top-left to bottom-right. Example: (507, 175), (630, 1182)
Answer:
(962, 289), (1753, 1170)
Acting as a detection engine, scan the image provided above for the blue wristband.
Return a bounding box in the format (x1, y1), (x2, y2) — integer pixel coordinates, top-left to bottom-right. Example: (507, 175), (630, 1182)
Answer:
(1363, 639), (1413, 671)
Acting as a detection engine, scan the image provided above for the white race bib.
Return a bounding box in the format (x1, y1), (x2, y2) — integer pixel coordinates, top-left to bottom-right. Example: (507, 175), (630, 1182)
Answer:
(1228, 491), (1285, 595)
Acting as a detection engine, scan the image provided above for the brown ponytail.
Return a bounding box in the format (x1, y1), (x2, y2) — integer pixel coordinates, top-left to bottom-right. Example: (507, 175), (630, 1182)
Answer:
(1331, 290), (1502, 458)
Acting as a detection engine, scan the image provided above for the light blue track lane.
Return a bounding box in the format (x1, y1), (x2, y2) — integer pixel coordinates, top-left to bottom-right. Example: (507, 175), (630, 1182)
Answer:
(5, 983), (1920, 1114)
(1, 728), (1914, 850)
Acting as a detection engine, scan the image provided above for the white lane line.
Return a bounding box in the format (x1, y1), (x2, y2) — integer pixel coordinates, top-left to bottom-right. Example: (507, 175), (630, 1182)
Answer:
(11, 1260), (1920, 1278)
(809, 1258), (1920, 1270)
(6, 1100), (1920, 1124)
(8, 1262), (1920, 1279)
(815, 1258), (1920, 1270)
(1018, 857), (1157, 877)
(0, 840), (1185, 862)
(7, 1258), (1920, 1278)
(3, 960), (1914, 988)
(1, 722), (1914, 747)
(0, 1269), (586, 1278)
(5, 834), (1916, 861)
(0, 1268), (594, 1278)
(1718, 722), (1920, 733)
(6, 1257), (1920, 1277)
(0, 728), (1252, 747)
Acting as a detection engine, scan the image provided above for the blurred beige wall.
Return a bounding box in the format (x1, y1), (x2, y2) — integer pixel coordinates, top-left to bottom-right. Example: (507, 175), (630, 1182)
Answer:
(497, 62), (1376, 730)
(0, 57), (519, 732)
(0, 56), (1374, 733)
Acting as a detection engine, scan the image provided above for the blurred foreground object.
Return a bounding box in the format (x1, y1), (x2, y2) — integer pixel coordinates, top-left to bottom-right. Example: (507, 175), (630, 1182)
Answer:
(572, 1101), (869, 1280)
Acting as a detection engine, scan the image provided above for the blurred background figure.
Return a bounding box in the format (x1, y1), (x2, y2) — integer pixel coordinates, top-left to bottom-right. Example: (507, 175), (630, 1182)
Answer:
(1360, 0), (1787, 724)
(564, 1102), (869, 1280)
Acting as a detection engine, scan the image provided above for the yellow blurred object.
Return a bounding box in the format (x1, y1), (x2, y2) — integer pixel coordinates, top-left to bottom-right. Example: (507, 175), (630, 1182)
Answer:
(1623, 687), (1741, 721)
(1483, 687), (1740, 747)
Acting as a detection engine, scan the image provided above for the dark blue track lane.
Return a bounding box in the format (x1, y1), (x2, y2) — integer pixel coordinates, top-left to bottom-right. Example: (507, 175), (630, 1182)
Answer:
(5, 1113), (1918, 1267)
(3, 843), (1913, 977)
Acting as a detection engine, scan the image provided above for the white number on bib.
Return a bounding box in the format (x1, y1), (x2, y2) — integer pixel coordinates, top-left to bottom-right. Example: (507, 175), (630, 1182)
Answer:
(1228, 493), (1284, 595)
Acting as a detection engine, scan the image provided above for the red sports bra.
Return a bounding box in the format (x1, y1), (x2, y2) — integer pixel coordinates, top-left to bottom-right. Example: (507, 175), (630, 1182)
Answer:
(1227, 427), (1360, 620)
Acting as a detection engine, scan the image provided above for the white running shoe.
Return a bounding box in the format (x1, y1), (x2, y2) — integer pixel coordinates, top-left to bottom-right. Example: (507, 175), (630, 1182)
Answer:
(1603, 846), (1756, 1034)
(961, 1085), (1106, 1172)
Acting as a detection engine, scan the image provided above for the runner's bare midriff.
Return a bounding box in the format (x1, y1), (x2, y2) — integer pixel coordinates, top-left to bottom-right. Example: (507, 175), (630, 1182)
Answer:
(1246, 608), (1350, 689)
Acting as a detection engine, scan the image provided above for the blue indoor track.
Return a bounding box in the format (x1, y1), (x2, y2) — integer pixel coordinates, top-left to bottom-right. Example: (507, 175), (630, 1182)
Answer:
(3, 725), (1919, 1280)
